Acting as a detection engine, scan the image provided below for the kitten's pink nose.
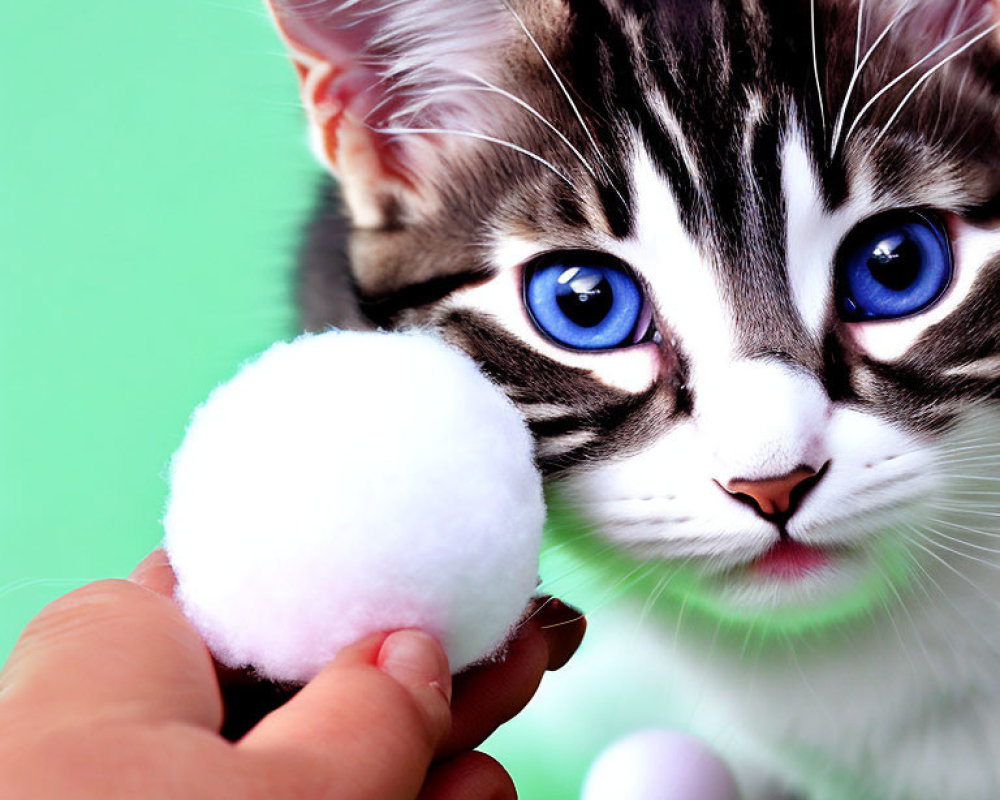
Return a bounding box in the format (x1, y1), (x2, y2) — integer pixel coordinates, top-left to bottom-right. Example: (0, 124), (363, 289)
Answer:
(724, 465), (827, 521)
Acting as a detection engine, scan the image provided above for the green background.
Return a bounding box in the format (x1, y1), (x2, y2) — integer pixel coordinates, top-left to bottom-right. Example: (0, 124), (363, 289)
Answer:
(1, 2), (310, 652)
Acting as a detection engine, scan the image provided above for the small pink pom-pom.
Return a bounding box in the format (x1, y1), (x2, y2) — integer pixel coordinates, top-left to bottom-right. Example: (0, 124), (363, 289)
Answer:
(582, 729), (740, 800)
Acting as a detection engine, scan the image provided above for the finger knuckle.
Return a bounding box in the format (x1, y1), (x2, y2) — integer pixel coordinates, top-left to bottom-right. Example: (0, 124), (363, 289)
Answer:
(362, 667), (451, 752)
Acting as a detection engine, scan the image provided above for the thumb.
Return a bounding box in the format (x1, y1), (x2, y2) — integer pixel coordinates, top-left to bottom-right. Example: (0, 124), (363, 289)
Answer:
(239, 630), (452, 800)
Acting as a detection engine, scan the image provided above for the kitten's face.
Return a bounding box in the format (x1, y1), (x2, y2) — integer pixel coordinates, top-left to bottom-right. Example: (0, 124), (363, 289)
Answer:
(275, 0), (1000, 624)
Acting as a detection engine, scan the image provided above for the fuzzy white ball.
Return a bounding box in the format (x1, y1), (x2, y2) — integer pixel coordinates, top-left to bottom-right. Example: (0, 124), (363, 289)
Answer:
(164, 330), (544, 683)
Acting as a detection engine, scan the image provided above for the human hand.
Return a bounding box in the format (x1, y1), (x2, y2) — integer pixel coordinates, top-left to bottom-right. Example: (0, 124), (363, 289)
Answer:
(0, 551), (585, 799)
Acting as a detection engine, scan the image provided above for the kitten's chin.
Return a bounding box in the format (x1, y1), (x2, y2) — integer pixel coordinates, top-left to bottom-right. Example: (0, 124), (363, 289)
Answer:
(602, 533), (907, 634)
(710, 541), (875, 612)
(544, 493), (915, 632)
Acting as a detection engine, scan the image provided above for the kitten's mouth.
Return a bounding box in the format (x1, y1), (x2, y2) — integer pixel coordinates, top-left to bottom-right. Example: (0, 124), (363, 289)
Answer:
(750, 539), (831, 581)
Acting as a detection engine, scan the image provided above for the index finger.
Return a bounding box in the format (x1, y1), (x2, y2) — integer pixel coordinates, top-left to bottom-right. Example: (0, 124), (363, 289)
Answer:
(440, 596), (586, 759)
(0, 579), (222, 731)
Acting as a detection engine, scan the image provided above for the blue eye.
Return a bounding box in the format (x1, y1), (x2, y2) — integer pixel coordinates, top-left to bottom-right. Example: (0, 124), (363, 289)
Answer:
(836, 210), (953, 322)
(523, 253), (650, 351)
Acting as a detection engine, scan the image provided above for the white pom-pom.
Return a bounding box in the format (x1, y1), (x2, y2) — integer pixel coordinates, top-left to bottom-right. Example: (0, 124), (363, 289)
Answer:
(164, 330), (544, 683)
(582, 730), (740, 800)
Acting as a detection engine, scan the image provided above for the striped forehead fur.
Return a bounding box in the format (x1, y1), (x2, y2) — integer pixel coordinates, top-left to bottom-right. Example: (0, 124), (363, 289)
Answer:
(297, 0), (1000, 448)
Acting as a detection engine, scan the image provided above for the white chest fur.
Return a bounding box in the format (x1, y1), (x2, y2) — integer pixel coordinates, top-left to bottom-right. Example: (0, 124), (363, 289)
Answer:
(663, 553), (1000, 800)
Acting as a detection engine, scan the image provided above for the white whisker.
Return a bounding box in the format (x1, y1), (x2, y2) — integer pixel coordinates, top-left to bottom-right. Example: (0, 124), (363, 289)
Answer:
(938, 441), (1000, 455)
(940, 473), (1000, 482)
(872, 560), (932, 679)
(831, 0), (916, 155)
(901, 546), (1000, 664)
(581, 561), (660, 620)
(934, 454), (1000, 466)
(493, 0), (627, 207)
(372, 124), (579, 189)
(871, 23), (1000, 147)
(636, 557), (693, 630)
(912, 524), (1000, 569)
(537, 539), (622, 594)
(924, 516), (1000, 547)
(929, 504), (1000, 520)
(0, 577), (92, 601)
(854, 0), (867, 72)
(493, 1), (597, 151)
(539, 529), (602, 558)
(903, 524), (1000, 612)
(943, 434), (1000, 449)
(811, 0), (828, 139)
(452, 71), (601, 179)
(784, 631), (838, 727)
(842, 18), (990, 147)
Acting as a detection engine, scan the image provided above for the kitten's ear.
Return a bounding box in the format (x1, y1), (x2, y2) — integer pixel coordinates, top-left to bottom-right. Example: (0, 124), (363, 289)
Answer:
(876, 0), (1000, 47)
(266, 0), (518, 227)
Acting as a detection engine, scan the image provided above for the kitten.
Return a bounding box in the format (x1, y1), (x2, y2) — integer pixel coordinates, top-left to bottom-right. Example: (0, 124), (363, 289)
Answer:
(266, 0), (1000, 797)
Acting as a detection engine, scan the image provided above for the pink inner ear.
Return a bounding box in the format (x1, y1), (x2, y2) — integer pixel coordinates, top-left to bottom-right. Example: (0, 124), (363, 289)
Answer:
(266, 0), (421, 190)
(269, 1), (383, 120)
(269, 1), (374, 70)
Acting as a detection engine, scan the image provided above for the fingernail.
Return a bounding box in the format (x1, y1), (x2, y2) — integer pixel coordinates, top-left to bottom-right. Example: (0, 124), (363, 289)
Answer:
(534, 597), (587, 671)
(128, 550), (177, 598)
(377, 630), (452, 704)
